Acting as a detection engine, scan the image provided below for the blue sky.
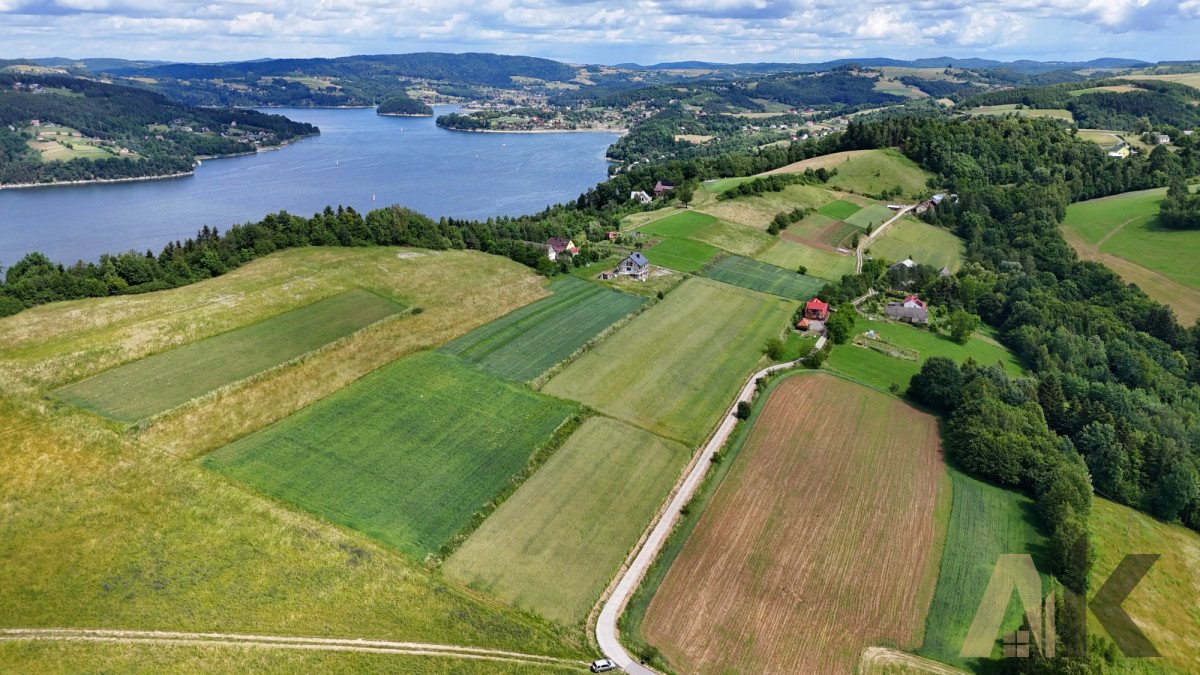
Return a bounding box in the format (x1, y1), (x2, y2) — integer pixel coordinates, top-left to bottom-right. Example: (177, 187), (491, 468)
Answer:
(1, 1), (1199, 65)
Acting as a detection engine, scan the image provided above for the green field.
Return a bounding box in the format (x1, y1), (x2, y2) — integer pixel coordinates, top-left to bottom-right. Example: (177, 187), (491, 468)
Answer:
(1061, 186), (1200, 323)
(825, 317), (1023, 393)
(756, 238), (855, 280)
(918, 468), (1049, 667)
(643, 237), (721, 272)
(440, 277), (643, 381)
(821, 148), (932, 198)
(544, 278), (793, 446)
(1089, 498), (1200, 674)
(53, 290), (406, 422)
(204, 351), (578, 559)
(966, 104), (1075, 122)
(639, 210), (718, 238)
(687, 218), (774, 257)
(703, 255), (825, 300)
(866, 217), (965, 271)
(702, 176), (755, 194)
(445, 417), (689, 626)
(845, 204), (898, 230)
(818, 199), (863, 220)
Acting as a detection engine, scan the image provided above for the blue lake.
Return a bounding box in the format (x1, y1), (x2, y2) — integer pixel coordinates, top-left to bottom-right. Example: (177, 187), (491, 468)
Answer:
(0, 106), (619, 265)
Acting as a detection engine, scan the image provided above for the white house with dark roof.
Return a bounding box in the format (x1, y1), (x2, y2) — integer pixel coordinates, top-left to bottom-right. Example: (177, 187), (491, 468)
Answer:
(615, 252), (649, 280)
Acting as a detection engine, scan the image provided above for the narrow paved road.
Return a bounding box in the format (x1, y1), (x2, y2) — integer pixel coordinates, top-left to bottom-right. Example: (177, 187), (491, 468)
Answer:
(595, 336), (826, 673)
(0, 628), (588, 670)
(856, 205), (914, 273)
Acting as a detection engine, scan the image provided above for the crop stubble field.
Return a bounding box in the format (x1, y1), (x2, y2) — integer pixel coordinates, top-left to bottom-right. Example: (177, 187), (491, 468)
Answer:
(440, 276), (643, 381)
(642, 374), (947, 674)
(445, 416), (689, 626)
(203, 351), (579, 559)
(544, 278), (793, 445)
(52, 289), (406, 422)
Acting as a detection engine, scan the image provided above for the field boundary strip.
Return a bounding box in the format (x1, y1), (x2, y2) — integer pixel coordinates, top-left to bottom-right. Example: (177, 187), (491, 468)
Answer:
(0, 628), (588, 669)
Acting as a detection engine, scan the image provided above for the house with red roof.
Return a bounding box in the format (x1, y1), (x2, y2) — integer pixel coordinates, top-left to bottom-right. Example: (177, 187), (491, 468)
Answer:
(803, 297), (829, 321)
(545, 237), (579, 261)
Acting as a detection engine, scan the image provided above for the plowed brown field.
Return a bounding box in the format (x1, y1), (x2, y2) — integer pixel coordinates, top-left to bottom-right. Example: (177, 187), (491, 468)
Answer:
(643, 373), (946, 674)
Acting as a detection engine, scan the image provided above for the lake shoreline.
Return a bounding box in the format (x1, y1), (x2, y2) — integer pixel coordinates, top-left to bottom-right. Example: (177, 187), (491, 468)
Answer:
(436, 124), (628, 135)
(0, 171), (195, 191)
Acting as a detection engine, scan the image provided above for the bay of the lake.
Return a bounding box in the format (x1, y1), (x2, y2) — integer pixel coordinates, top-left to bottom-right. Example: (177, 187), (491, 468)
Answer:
(0, 106), (619, 265)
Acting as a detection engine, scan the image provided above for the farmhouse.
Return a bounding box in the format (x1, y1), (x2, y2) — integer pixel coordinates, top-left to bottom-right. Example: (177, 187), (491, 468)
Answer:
(630, 190), (653, 204)
(545, 237), (579, 261)
(803, 297), (829, 321)
(653, 180), (676, 197)
(614, 251), (649, 280)
(1155, 133), (1171, 145)
(890, 258), (916, 271)
(1107, 141), (1130, 159)
(885, 295), (929, 324)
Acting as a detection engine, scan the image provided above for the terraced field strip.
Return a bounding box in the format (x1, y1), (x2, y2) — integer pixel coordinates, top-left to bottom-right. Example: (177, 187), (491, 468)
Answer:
(203, 351), (579, 559)
(544, 278), (794, 446)
(917, 468), (1048, 666)
(643, 374), (946, 674)
(815, 218), (865, 247)
(440, 277), (644, 381)
(703, 255), (825, 300)
(818, 199), (863, 220)
(445, 417), (689, 626)
(643, 237), (721, 273)
(638, 210), (718, 238)
(846, 204), (899, 229)
(865, 216), (963, 272)
(52, 289), (405, 422)
(756, 238), (855, 281)
(0, 629), (588, 670)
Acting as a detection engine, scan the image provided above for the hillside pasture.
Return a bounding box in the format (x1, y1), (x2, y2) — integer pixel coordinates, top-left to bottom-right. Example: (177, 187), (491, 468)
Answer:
(1116, 72), (1200, 91)
(1077, 129), (1126, 146)
(756, 237), (855, 280)
(703, 255), (825, 300)
(52, 290), (406, 422)
(203, 351), (578, 559)
(1069, 84), (1142, 96)
(918, 469), (1049, 667)
(965, 104), (1075, 122)
(643, 237), (721, 272)
(764, 149), (931, 199)
(697, 184), (847, 230)
(846, 204), (899, 230)
(825, 317), (1023, 393)
(1089, 498), (1200, 674)
(1062, 185), (1200, 323)
(440, 276), (643, 381)
(544, 278), (793, 446)
(638, 209), (717, 238)
(687, 218), (775, 257)
(866, 217), (965, 271)
(643, 374), (946, 674)
(445, 417), (689, 626)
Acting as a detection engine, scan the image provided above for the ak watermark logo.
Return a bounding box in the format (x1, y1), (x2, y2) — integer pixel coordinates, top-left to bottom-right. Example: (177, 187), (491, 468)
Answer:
(961, 553), (1161, 659)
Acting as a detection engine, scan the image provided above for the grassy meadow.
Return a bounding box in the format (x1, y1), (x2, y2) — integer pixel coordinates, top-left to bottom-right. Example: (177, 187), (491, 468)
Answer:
(441, 277), (643, 382)
(203, 351), (579, 559)
(445, 417), (689, 626)
(965, 104), (1075, 122)
(825, 317), (1023, 393)
(702, 255), (825, 300)
(755, 237), (856, 280)
(642, 237), (721, 273)
(544, 278), (793, 446)
(846, 203), (899, 229)
(1062, 186), (1200, 323)
(53, 289), (405, 422)
(918, 468), (1049, 667)
(764, 148), (931, 199)
(0, 248), (590, 664)
(866, 217), (965, 271)
(818, 199), (863, 220)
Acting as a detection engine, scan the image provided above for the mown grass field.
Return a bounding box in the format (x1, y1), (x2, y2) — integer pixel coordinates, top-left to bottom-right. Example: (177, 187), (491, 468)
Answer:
(204, 351), (578, 559)
(687, 217), (774, 257)
(445, 417), (689, 626)
(643, 237), (721, 272)
(867, 217), (965, 271)
(0, 248), (587, 664)
(1089, 498), (1200, 674)
(764, 149), (931, 199)
(703, 255), (825, 300)
(643, 374), (947, 674)
(818, 199), (863, 220)
(638, 209), (718, 238)
(755, 237), (856, 280)
(53, 290), (405, 422)
(0, 642), (583, 674)
(918, 468), (1049, 667)
(1062, 186), (1200, 323)
(697, 183), (848, 230)
(440, 277), (643, 382)
(544, 278), (793, 446)
(826, 317), (1023, 393)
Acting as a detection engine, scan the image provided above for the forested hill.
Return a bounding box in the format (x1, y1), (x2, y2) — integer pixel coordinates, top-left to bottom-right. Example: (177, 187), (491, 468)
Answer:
(0, 74), (316, 186)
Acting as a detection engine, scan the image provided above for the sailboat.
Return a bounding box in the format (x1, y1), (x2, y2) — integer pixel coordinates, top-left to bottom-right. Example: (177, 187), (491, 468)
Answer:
(372, 193), (376, 202)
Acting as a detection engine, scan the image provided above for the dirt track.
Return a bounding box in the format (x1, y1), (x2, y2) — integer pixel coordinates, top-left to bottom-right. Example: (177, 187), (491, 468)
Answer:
(642, 374), (945, 673)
